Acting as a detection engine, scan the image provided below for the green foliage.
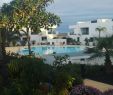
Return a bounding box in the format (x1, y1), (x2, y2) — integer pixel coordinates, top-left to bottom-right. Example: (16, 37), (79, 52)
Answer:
(53, 55), (69, 67)
(66, 38), (77, 45)
(96, 36), (113, 73)
(2, 85), (20, 95)
(0, 55), (84, 95)
(8, 56), (44, 77)
(87, 36), (113, 73)
(6, 56), (53, 95)
(53, 71), (74, 95)
(6, 32), (20, 46)
(52, 63), (83, 88)
(84, 65), (105, 78)
(59, 64), (83, 85)
(0, 75), (3, 93)
(1, 54), (113, 94)
(95, 26), (107, 38)
(0, 0), (61, 55)
(104, 52), (112, 66)
(84, 47), (97, 54)
(97, 37), (113, 50)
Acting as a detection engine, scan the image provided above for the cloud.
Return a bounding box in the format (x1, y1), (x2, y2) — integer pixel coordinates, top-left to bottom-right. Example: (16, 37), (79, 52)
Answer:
(47, 0), (113, 32)
(48, 0), (113, 14)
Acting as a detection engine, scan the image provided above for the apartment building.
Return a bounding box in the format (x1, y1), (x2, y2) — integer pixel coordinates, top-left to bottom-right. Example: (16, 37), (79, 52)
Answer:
(68, 19), (113, 45)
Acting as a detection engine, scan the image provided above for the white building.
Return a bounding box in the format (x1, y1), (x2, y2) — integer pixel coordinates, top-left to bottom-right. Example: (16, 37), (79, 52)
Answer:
(21, 25), (67, 46)
(68, 19), (113, 45)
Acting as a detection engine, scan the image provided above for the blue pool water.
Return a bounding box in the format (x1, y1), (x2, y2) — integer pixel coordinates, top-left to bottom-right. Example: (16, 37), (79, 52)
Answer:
(18, 46), (85, 56)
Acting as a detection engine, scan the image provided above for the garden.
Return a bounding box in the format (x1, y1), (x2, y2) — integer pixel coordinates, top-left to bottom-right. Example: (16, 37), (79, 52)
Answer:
(0, 54), (113, 95)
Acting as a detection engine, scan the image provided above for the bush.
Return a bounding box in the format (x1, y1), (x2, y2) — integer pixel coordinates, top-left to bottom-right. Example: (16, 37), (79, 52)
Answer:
(85, 65), (105, 77)
(2, 56), (84, 95)
(103, 89), (113, 95)
(53, 71), (74, 95)
(5, 56), (53, 95)
(54, 64), (83, 86)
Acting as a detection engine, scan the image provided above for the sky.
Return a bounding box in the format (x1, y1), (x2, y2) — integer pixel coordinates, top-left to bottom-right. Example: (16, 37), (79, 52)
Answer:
(1, 0), (113, 32)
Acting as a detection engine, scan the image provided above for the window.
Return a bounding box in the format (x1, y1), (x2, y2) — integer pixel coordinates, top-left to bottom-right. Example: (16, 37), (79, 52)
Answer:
(77, 37), (80, 42)
(91, 20), (97, 23)
(81, 28), (89, 35)
(42, 36), (47, 41)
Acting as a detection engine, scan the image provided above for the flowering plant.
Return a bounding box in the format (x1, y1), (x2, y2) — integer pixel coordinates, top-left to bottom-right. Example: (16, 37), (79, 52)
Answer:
(70, 85), (103, 95)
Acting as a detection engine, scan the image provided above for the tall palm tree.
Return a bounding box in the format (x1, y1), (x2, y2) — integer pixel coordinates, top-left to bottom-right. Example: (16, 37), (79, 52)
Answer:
(95, 26), (106, 39)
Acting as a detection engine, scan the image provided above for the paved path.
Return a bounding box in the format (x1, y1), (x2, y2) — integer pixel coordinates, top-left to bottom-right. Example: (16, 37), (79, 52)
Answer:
(84, 79), (113, 92)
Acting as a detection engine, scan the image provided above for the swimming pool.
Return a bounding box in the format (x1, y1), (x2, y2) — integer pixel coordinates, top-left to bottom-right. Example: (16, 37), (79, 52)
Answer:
(18, 46), (85, 56)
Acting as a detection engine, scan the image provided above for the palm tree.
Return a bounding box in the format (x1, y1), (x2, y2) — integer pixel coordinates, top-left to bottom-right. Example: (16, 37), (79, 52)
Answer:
(89, 36), (113, 73)
(95, 26), (106, 39)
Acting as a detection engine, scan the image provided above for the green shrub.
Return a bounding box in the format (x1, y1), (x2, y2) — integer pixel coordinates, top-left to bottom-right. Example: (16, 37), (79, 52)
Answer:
(53, 71), (74, 95)
(1, 56), (84, 95)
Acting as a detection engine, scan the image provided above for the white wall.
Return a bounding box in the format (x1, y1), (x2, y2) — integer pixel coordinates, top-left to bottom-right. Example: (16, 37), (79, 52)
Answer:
(48, 39), (67, 45)
(40, 25), (57, 39)
(30, 35), (42, 45)
(30, 35), (67, 45)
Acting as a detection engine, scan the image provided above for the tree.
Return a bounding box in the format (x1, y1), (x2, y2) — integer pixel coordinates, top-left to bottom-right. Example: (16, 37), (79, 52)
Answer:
(0, 0), (61, 86)
(84, 38), (89, 46)
(0, 3), (17, 61)
(89, 36), (113, 73)
(97, 36), (113, 73)
(1, 0), (61, 55)
(0, 11), (13, 85)
(8, 0), (61, 55)
(95, 26), (106, 39)
(66, 38), (77, 45)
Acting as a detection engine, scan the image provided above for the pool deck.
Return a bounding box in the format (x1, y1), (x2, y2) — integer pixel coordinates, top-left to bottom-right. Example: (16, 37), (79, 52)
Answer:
(5, 45), (113, 65)
(6, 46), (28, 53)
(84, 79), (113, 92)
